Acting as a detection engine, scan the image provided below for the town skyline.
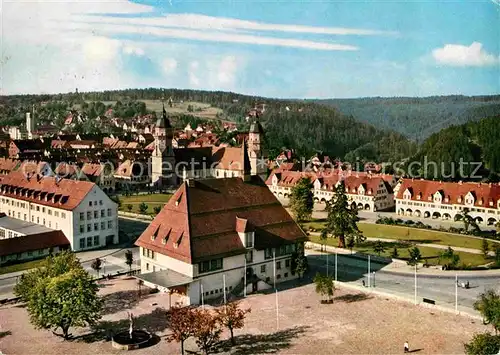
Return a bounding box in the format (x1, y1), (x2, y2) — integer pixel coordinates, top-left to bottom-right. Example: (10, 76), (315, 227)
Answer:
(2, 0), (499, 98)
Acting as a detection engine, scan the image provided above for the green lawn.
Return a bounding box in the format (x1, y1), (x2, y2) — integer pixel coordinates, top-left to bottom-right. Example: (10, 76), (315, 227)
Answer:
(303, 220), (494, 250)
(118, 193), (172, 215)
(308, 235), (490, 267)
(0, 258), (46, 275)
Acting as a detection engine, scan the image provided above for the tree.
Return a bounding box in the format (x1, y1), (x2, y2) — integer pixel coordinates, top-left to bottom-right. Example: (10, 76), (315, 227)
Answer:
(481, 238), (490, 258)
(127, 204), (133, 212)
(473, 290), (500, 334)
(313, 273), (335, 303)
(215, 302), (251, 345)
(407, 247), (422, 266)
(464, 332), (500, 355)
(139, 202), (148, 214)
(289, 177), (314, 223)
(390, 246), (399, 259)
(496, 221), (500, 235)
(26, 268), (102, 339)
(166, 306), (196, 355)
(346, 236), (355, 254)
(91, 258), (102, 278)
(373, 240), (386, 256)
(463, 208), (479, 233)
(319, 228), (328, 251)
(325, 181), (364, 248)
(125, 250), (134, 273)
(14, 251), (83, 301)
(153, 206), (162, 215)
(292, 243), (308, 279)
(193, 309), (222, 355)
(495, 245), (500, 267)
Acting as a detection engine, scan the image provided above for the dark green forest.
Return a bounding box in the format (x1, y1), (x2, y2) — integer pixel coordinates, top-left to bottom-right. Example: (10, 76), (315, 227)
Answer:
(404, 116), (500, 181)
(315, 96), (500, 139)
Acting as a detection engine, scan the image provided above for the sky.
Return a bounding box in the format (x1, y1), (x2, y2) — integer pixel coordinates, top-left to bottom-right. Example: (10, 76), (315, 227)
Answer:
(1, 0), (499, 98)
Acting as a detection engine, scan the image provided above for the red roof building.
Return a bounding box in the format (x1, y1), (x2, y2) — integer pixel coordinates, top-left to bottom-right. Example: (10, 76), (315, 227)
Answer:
(135, 175), (307, 305)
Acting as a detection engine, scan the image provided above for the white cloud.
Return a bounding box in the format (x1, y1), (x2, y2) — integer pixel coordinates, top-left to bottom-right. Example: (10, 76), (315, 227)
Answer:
(123, 46), (145, 56)
(162, 58), (178, 74)
(189, 61), (201, 86)
(432, 42), (499, 67)
(217, 56), (238, 85)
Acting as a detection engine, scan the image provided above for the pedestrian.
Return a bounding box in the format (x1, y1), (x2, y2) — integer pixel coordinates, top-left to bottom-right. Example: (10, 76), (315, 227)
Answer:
(362, 280), (366, 287)
(404, 341), (409, 353)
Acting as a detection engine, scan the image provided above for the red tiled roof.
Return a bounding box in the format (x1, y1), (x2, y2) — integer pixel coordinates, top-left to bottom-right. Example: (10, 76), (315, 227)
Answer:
(136, 176), (306, 263)
(0, 158), (20, 173)
(396, 179), (500, 208)
(0, 171), (94, 210)
(0, 230), (70, 257)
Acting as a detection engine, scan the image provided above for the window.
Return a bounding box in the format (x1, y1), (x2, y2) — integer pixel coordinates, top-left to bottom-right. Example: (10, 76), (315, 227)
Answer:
(87, 224), (91, 232)
(142, 248), (146, 256)
(261, 265), (266, 273)
(93, 235), (99, 246)
(285, 259), (290, 268)
(36, 206), (40, 211)
(199, 258), (223, 273)
(276, 261), (281, 270)
(94, 201), (97, 206)
(79, 238), (85, 249)
(48, 209), (52, 215)
(38, 249), (44, 255)
(101, 222), (105, 230)
(27, 251), (33, 256)
(23, 214), (27, 221)
(61, 213), (66, 219)
(89, 201), (92, 207)
(101, 209), (105, 217)
(107, 208), (112, 217)
(245, 250), (253, 263)
(43, 218), (45, 225)
(42, 207), (45, 213)
(87, 211), (92, 220)
(37, 217), (39, 224)
(99, 200), (103, 205)
(146, 263), (149, 271)
(94, 211), (98, 218)
(80, 212), (85, 221)
(17, 212), (20, 219)
(48, 221), (51, 228)
(86, 237), (92, 247)
(93, 223), (98, 231)
(245, 233), (253, 248)
(284, 272), (288, 278)
(80, 225), (85, 233)
(108, 221), (113, 229)
(151, 250), (155, 259)
(55, 211), (59, 217)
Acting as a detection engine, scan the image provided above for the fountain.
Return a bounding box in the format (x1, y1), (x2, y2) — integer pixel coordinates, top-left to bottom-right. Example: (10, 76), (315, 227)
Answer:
(111, 312), (152, 350)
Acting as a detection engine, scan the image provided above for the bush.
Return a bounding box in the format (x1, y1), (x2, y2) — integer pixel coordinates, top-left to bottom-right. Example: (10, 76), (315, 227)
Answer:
(464, 332), (500, 355)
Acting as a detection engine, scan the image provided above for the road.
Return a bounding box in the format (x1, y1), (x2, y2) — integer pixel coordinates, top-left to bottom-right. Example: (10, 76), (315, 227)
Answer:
(0, 247), (140, 300)
(306, 250), (500, 314)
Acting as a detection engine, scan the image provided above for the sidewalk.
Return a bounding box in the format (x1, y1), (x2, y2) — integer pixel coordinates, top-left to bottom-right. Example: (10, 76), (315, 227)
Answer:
(305, 241), (500, 277)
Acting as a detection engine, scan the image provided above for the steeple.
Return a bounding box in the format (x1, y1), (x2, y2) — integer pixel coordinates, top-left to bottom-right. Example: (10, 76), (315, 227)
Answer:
(156, 103), (171, 129)
(242, 139), (252, 182)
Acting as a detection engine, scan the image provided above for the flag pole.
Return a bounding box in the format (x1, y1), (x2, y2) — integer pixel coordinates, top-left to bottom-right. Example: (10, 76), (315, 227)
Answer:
(244, 258), (247, 297)
(273, 249), (276, 290)
(223, 274), (227, 304)
(335, 252), (338, 281)
(455, 274), (458, 313)
(368, 255), (371, 287)
(326, 252), (329, 277)
(414, 264), (417, 305)
(201, 283), (205, 309)
(275, 289), (279, 330)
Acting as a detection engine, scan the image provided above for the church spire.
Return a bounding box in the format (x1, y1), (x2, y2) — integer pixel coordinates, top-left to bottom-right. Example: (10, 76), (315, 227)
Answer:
(242, 139), (252, 181)
(156, 102), (171, 129)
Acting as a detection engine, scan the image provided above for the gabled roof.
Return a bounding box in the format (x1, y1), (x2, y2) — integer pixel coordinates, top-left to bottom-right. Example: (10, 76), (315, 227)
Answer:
(135, 176), (306, 263)
(0, 171), (94, 210)
(0, 230), (70, 257)
(396, 179), (500, 208)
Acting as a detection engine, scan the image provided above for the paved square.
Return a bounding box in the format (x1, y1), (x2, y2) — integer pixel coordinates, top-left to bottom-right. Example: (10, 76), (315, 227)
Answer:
(0, 276), (489, 354)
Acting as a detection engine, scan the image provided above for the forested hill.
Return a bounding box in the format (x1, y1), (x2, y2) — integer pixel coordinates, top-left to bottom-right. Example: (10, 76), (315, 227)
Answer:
(404, 116), (500, 181)
(0, 88), (415, 162)
(314, 95), (500, 139)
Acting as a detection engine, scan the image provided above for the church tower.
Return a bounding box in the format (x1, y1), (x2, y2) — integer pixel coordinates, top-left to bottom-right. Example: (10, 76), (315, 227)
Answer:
(248, 119), (267, 180)
(151, 104), (176, 187)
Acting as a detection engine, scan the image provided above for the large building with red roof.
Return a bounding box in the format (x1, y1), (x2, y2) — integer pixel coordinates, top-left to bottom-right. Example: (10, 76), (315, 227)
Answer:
(135, 167), (307, 305)
(395, 179), (500, 225)
(0, 170), (119, 251)
(266, 170), (396, 212)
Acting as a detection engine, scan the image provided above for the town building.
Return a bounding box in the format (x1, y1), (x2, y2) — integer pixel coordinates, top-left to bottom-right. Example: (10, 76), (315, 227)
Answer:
(395, 179), (500, 225)
(266, 170), (395, 212)
(0, 171), (119, 251)
(0, 214), (70, 265)
(134, 161), (307, 305)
